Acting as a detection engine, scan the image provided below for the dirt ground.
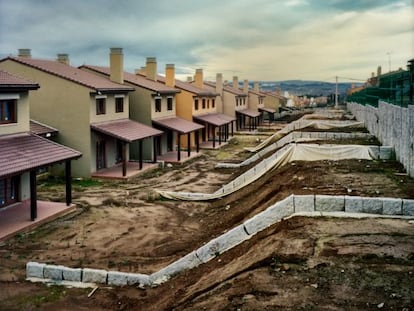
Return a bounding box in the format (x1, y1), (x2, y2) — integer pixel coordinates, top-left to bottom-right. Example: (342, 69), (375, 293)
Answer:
(0, 121), (414, 310)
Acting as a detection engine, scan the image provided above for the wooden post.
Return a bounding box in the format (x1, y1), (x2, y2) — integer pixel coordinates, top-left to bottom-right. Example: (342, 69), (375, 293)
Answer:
(196, 131), (200, 153)
(213, 126), (216, 148)
(218, 126), (222, 145)
(177, 133), (181, 161)
(65, 161), (72, 206)
(153, 137), (157, 163)
(139, 140), (143, 170)
(30, 170), (37, 221)
(122, 141), (127, 177)
(187, 133), (191, 157)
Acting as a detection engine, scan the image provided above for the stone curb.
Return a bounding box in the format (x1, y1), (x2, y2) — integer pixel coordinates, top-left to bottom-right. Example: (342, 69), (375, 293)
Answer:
(27, 195), (414, 288)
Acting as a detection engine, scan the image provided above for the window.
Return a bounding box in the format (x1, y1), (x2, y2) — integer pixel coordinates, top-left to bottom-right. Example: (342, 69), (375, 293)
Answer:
(155, 98), (162, 112)
(115, 97), (124, 113)
(0, 99), (17, 124)
(202, 98), (206, 109)
(243, 98), (246, 105)
(96, 98), (106, 115)
(212, 99), (215, 108)
(0, 176), (19, 208)
(194, 99), (199, 110)
(207, 99), (210, 109)
(167, 97), (173, 111)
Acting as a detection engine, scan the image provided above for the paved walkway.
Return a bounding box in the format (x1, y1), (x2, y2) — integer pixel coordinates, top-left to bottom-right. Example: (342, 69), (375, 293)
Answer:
(0, 200), (76, 242)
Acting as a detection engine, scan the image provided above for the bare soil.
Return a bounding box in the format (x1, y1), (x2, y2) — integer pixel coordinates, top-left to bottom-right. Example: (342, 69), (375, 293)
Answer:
(0, 128), (413, 311)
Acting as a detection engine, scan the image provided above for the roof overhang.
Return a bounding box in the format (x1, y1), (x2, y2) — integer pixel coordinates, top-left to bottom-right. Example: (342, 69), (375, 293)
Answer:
(91, 119), (163, 143)
(0, 133), (81, 178)
(259, 107), (276, 114)
(193, 113), (236, 127)
(237, 109), (261, 118)
(152, 117), (204, 134)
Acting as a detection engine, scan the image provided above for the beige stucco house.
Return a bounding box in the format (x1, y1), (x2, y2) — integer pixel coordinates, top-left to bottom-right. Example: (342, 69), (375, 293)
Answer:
(0, 49), (161, 178)
(0, 69), (81, 220)
(82, 53), (204, 162)
(158, 67), (234, 149)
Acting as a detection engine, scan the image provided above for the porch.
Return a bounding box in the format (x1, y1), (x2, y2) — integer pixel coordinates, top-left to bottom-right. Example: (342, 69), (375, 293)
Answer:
(0, 200), (76, 242)
(92, 161), (159, 180)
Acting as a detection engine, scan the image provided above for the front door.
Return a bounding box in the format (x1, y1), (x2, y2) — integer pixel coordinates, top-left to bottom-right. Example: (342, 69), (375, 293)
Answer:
(96, 140), (106, 170)
(0, 176), (19, 208)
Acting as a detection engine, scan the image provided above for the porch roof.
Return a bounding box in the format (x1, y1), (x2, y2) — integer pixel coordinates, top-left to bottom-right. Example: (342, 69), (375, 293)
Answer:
(152, 117), (204, 134)
(237, 109), (261, 118)
(193, 113), (236, 127)
(259, 107), (276, 114)
(91, 118), (163, 143)
(30, 119), (58, 137)
(0, 133), (81, 178)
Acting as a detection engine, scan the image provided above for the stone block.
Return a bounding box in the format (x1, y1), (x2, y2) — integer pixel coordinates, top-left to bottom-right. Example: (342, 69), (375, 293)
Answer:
(82, 268), (108, 284)
(293, 195), (315, 213)
(62, 267), (82, 282)
(345, 196), (363, 213)
(382, 198), (402, 215)
(361, 197), (383, 214)
(380, 146), (394, 160)
(107, 271), (129, 286)
(43, 264), (64, 281)
(26, 262), (45, 278)
(402, 199), (414, 216)
(150, 251), (202, 284)
(315, 195), (345, 212)
(244, 195), (294, 235)
(196, 224), (249, 263)
(127, 273), (150, 286)
(368, 146), (380, 159)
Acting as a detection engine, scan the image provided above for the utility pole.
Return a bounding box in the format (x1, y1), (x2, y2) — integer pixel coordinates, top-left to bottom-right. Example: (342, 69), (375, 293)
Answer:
(335, 76), (338, 108)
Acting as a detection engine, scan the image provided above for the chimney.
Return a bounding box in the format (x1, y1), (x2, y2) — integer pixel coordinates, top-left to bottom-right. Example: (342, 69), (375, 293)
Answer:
(18, 49), (31, 58)
(135, 66), (146, 76)
(233, 76), (239, 89)
(57, 53), (69, 65)
(253, 81), (259, 92)
(187, 76), (193, 82)
(194, 69), (203, 88)
(371, 72), (375, 78)
(243, 79), (249, 93)
(215, 73), (223, 95)
(377, 66), (382, 77)
(110, 47), (124, 84)
(146, 57), (157, 81)
(165, 64), (175, 87)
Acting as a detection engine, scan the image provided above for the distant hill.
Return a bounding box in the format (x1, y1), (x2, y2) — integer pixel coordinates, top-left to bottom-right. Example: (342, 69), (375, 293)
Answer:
(258, 80), (362, 97)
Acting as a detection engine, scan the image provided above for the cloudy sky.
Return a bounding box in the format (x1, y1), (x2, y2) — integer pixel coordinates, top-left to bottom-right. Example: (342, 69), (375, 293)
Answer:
(0, 0), (413, 82)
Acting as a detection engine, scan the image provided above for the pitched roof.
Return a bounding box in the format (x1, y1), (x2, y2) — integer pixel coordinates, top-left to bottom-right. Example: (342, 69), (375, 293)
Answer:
(80, 65), (179, 94)
(91, 119), (163, 143)
(0, 133), (81, 178)
(205, 81), (246, 96)
(30, 120), (58, 137)
(193, 113), (236, 127)
(152, 117), (204, 134)
(1, 57), (133, 92)
(237, 109), (261, 118)
(0, 69), (39, 90)
(158, 76), (218, 97)
(258, 107), (276, 113)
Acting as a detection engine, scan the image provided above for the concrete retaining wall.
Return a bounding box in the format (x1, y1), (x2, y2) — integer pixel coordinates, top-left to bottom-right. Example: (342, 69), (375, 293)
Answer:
(27, 195), (414, 288)
(348, 102), (414, 177)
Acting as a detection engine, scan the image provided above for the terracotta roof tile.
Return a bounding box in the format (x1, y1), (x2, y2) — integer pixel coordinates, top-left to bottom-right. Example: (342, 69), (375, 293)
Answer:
(0, 133), (81, 178)
(259, 107), (276, 113)
(30, 120), (58, 137)
(0, 69), (39, 89)
(2, 57), (133, 92)
(91, 119), (163, 143)
(205, 81), (246, 96)
(80, 65), (178, 94)
(237, 109), (261, 118)
(152, 117), (204, 134)
(158, 76), (218, 97)
(193, 113), (236, 127)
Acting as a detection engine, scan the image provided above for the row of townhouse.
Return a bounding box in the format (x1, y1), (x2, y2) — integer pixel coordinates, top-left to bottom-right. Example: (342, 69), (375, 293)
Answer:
(0, 48), (284, 183)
